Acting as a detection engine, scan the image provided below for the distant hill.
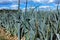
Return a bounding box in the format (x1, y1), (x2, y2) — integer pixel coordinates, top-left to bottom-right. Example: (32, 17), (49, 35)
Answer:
(0, 9), (22, 13)
(0, 9), (18, 13)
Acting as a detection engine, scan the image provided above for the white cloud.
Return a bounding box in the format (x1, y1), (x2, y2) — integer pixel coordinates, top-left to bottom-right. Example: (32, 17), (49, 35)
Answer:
(0, 0), (60, 4)
(22, 6), (35, 12)
(53, 0), (60, 4)
(10, 4), (18, 9)
(0, 0), (54, 4)
(0, 0), (60, 10)
(32, 0), (41, 2)
(49, 0), (54, 3)
(0, 0), (18, 9)
(0, 0), (17, 2)
(0, 0), (31, 4)
(0, 4), (18, 10)
(32, 0), (60, 4)
(0, 7), (9, 9)
(39, 6), (54, 11)
(32, 0), (54, 3)
(0, 0), (17, 3)
(39, 6), (52, 8)
(22, 6), (35, 9)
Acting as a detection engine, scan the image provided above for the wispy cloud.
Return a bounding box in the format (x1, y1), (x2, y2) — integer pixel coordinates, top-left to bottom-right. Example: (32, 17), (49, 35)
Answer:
(0, 0), (60, 4)
(0, 0), (60, 9)
(0, 0), (17, 2)
(0, 0), (54, 3)
(0, 0), (18, 9)
(32, 0), (54, 3)
(39, 6), (51, 8)
(0, 4), (18, 10)
(0, 6), (9, 9)
(10, 4), (18, 9)
(53, 0), (60, 4)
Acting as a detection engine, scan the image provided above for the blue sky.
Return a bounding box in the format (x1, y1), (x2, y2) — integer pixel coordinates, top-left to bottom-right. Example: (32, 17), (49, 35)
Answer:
(0, 0), (60, 10)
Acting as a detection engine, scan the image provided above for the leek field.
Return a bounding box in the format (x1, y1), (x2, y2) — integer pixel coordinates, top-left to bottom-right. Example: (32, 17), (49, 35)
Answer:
(0, 7), (60, 40)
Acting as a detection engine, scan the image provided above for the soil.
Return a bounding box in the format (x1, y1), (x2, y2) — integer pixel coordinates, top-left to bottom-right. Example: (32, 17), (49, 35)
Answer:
(0, 27), (25, 40)
(0, 27), (18, 40)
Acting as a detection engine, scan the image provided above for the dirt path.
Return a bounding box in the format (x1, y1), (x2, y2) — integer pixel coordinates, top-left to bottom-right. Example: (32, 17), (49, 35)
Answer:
(0, 27), (18, 40)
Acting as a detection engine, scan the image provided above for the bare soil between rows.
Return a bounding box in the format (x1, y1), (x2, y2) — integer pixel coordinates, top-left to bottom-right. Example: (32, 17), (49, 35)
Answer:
(0, 27), (18, 40)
